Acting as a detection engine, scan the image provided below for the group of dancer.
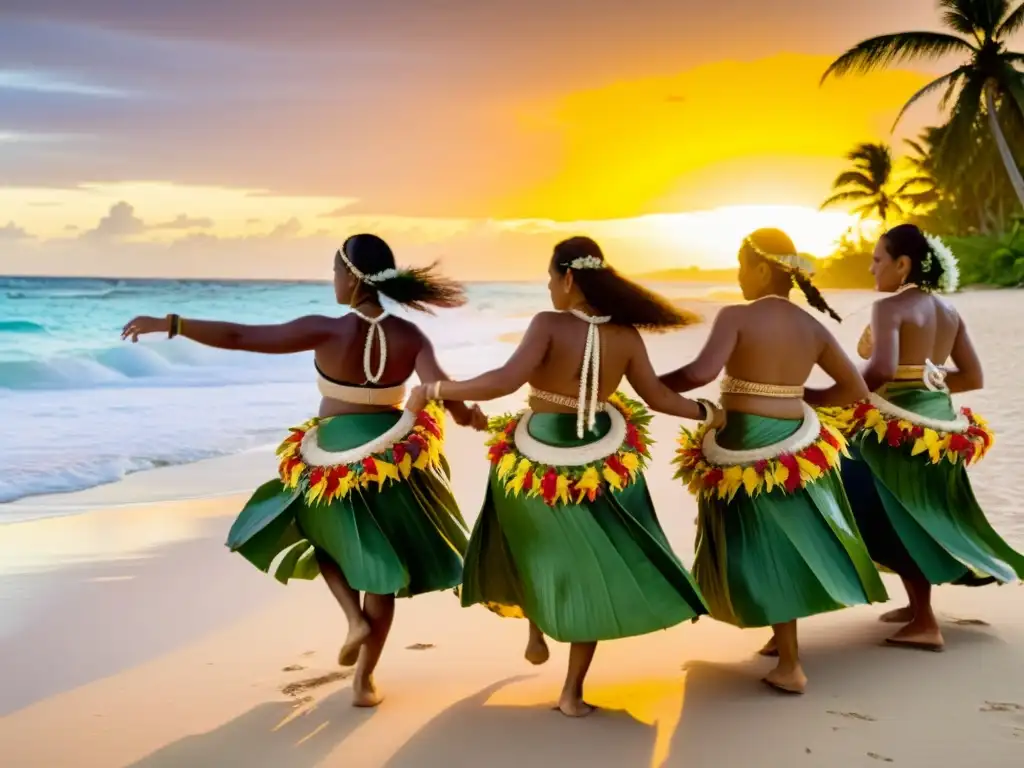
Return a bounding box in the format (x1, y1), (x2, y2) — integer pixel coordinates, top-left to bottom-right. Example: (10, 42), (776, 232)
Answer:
(121, 225), (1024, 715)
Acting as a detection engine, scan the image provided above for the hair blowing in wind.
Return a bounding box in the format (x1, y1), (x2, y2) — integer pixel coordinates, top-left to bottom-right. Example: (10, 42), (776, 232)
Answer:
(551, 237), (701, 331)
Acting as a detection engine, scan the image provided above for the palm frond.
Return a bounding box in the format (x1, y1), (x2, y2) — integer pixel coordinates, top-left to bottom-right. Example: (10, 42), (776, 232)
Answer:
(821, 190), (872, 210)
(941, 8), (979, 38)
(891, 68), (968, 129)
(973, 0), (1010, 37)
(940, 67), (969, 110)
(903, 189), (942, 207)
(999, 1), (1024, 37)
(821, 32), (975, 83)
(832, 170), (878, 192)
(936, 74), (986, 166)
(896, 176), (937, 195)
(904, 138), (927, 157)
(996, 61), (1024, 116)
(852, 201), (884, 219)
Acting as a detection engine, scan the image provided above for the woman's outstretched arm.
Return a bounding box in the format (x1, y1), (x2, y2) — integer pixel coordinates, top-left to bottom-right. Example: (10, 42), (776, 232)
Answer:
(413, 332), (486, 428)
(658, 308), (739, 392)
(626, 329), (709, 421)
(430, 314), (552, 403)
(122, 314), (334, 354)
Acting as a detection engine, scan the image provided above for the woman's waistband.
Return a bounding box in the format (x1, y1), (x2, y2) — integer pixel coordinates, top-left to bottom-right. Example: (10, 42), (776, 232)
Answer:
(720, 374), (804, 399)
(318, 379), (406, 406)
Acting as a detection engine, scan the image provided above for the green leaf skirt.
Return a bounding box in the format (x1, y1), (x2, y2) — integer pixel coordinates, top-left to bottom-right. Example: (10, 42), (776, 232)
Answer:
(691, 412), (889, 628)
(459, 410), (709, 643)
(842, 385), (1024, 586)
(226, 411), (469, 597)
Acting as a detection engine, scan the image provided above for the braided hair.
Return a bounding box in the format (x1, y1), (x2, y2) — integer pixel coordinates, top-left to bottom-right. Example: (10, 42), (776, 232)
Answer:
(740, 228), (842, 323)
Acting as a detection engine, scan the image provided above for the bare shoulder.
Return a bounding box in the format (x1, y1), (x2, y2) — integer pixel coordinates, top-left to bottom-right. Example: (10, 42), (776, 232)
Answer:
(873, 291), (907, 312)
(296, 314), (342, 329)
(716, 304), (742, 324)
(378, 316), (429, 349)
(932, 293), (959, 317)
(530, 311), (564, 331)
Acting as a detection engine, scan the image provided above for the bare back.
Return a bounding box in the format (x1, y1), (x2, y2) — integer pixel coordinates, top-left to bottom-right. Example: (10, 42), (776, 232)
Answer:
(878, 290), (960, 365)
(314, 314), (425, 417)
(721, 299), (830, 418)
(527, 312), (638, 413)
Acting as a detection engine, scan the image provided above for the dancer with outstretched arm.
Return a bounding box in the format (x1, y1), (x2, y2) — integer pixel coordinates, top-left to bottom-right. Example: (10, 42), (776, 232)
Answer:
(122, 234), (486, 708)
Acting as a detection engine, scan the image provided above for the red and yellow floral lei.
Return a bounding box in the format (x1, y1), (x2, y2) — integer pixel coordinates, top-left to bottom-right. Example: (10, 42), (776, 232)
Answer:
(822, 401), (994, 466)
(276, 403), (446, 506)
(485, 393), (652, 506)
(673, 421), (848, 501)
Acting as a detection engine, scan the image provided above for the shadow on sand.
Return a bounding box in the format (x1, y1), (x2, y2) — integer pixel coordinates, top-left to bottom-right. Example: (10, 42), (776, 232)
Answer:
(383, 619), (1009, 768)
(664, 620), (1008, 766)
(129, 688), (373, 768)
(385, 676), (658, 768)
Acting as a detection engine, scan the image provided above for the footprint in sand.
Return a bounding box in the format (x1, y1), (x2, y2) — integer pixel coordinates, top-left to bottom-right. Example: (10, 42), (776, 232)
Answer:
(980, 701), (1023, 713)
(406, 643), (436, 651)
(867, 753), (893, 763)
(950, 617), (990, 627)
(281, 665), (305, 672)
(301, 650), (316, 657)
(281, 671), (353, 698)
(827, 710), (877, 722)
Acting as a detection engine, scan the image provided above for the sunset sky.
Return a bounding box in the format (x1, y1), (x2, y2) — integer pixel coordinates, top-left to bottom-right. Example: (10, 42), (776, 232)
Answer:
(0, 1), (1003, 280)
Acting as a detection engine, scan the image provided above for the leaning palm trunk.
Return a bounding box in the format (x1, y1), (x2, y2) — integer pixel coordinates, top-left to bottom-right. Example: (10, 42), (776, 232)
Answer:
(986, 82), (1024, 209)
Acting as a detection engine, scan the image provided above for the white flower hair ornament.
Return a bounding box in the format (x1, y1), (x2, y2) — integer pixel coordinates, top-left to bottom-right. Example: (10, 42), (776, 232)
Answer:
(921, 234), (959, 294)
(568, 255), (604, 271)
(743, 236), (815, 276)
(336, 247), (402, 284)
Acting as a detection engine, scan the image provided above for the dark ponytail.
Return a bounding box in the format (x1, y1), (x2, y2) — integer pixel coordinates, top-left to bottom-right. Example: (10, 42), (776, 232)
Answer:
(551, 236), (700, 331)
(339, 234), (466, 312)
(742, 228), (842, 323)
(881, 223), (945, 291)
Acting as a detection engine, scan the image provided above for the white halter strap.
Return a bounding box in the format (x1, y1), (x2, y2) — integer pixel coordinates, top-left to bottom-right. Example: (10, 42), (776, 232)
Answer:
(569, 308), (611, 438)
(350, 308), (390, 384)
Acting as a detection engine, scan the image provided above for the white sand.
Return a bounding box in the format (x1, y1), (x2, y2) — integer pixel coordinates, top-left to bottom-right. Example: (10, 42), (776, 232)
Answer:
(1, 290), (1022, 767)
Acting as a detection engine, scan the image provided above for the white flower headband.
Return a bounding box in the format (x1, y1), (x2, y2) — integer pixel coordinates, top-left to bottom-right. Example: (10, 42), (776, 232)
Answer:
(921, 233), (959, 293)
(567, 255), (604, 271)
(336, 246), (400, 284)
(744, 237), (815, 275)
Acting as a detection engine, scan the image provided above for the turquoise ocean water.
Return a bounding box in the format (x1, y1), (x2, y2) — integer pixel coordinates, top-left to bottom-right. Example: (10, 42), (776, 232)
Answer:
(0, 276), (726, 510)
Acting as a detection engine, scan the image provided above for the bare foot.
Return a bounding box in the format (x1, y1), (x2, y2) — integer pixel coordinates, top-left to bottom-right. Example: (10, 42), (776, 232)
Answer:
(762, 665), (807, 695)
(885, 622), (944, 652)
(758, 637), (778, 657)
(557, 693), (597, 718)
(338, 616), (372, 667)
(879, 606), (914, 624)
(525, 633), (550, 666)
(351, 677), (384, 708)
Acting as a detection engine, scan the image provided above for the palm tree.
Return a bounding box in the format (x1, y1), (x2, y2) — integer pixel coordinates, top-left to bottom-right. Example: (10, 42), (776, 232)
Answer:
(821, 0), (1024, 208)
(898, 129), (943, 207)
(821, 142), (912, 222)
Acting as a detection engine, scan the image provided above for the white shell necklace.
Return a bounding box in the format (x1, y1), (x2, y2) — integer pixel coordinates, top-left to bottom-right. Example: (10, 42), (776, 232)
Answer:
(569, 308), (612, 438)
(349, 306), (390, 384)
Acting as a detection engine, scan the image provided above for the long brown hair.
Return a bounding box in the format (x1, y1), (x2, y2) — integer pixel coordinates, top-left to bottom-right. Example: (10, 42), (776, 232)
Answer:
(551, 237), (700, 331)
(339, 234), (466, 312)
